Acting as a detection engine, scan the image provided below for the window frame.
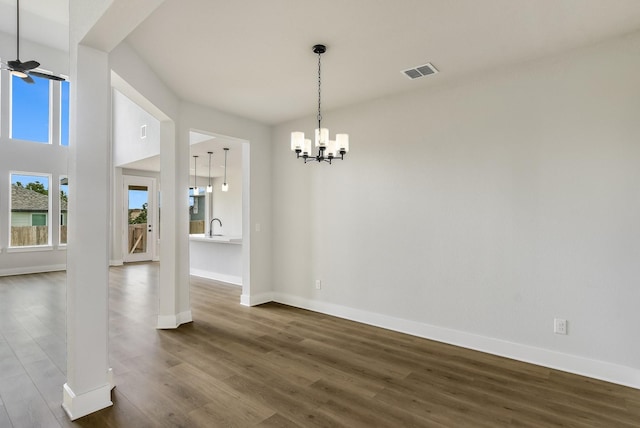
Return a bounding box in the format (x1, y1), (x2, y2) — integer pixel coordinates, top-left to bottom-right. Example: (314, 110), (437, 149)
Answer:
(9, 74), (53, 145)
(8, 171), (53, 250)
(59, 175), (68, 247)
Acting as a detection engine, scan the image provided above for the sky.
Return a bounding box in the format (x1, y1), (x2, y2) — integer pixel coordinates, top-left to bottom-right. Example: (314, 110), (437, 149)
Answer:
(11, 75), (69, 146)
(128, 189), (147, 210)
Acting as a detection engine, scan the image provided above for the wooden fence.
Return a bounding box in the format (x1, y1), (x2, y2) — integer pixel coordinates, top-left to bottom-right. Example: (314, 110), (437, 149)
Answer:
(11, 226), (49, 246)
(128, 224), (147, 254)
(189, 220), (205, 234)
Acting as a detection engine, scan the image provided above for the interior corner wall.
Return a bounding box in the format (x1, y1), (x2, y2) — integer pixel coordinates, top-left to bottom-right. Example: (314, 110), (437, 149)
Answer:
(271, 31), (640, 387)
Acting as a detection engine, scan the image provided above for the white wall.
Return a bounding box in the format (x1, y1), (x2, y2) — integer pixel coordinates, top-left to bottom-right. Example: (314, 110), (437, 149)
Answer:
(211, 170), (242, 237)
(271, 32), (640, 388)
(112, 89), (161, 167)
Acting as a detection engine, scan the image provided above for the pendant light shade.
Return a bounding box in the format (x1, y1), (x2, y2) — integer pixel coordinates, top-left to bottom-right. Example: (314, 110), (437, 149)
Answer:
(290, 44), (350, 164)
(222, 148), (229, 192)
(206, 151), (213, 193)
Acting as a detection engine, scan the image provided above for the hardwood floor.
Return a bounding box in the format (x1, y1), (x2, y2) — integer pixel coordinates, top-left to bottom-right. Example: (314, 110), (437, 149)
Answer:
(0, 263), (639, 427)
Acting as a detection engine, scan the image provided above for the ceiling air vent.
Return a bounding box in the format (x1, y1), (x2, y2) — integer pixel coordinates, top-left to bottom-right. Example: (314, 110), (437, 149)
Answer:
(402, 62), (438, 80)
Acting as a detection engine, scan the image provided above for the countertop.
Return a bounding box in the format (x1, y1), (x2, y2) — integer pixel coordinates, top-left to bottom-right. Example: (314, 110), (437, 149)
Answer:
(189, 234), (242, 244)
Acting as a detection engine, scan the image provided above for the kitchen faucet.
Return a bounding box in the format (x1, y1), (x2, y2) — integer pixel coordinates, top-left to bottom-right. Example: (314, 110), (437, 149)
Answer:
(209, 218), (222, 237)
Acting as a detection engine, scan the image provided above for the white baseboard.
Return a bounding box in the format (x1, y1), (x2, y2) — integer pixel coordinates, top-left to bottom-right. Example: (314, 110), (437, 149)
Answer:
(241, 292), (273, 307)
(272, 292), (640, 390)
(191, 268), (242, 286)
(0, 264), (66, 277)
(177, 310), (193, 325)
(156, 310), (193, 329)
(62, 382), (113, 421)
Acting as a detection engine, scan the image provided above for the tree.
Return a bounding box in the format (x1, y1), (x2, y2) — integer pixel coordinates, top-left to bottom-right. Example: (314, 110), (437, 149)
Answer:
(130, 202), (148, 224)
(25, 181), (48, 195)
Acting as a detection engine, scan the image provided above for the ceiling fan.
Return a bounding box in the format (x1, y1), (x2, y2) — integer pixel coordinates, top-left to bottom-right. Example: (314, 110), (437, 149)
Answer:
(0, 0), (65, 84)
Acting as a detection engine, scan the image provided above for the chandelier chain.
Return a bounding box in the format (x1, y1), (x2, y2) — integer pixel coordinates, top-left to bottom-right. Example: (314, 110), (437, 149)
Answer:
(317, 50), (322, 128)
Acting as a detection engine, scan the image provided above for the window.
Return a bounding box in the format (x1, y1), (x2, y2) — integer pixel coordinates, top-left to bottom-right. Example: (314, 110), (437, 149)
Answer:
(11, 75), (51, 144)
(32, 213), (47, 226)
(60, 176), (68, 244)
(10, 173), (51, 247)
(60, 80), (70, 146)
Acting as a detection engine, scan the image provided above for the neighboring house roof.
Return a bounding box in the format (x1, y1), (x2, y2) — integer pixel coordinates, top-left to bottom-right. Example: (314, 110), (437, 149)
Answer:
(11, 184), (67, 212)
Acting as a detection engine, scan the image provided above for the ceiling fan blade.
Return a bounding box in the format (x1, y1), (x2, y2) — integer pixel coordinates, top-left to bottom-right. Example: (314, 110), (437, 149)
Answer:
(20, 60), (40, 70)
(21, 75), (34, 84)
(29, 71), (65, 81)
(7, 59), (40, 71)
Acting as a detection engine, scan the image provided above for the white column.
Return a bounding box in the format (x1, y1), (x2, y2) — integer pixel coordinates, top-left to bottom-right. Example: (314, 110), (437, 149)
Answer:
(63, 43), (113, 420)
(157, 121), (192, 328)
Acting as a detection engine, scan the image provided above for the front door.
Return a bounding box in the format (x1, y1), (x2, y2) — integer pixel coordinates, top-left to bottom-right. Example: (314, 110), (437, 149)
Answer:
(123, 176), (156, 263)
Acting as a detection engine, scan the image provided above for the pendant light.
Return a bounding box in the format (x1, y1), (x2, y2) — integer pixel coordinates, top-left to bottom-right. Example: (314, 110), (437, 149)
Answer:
(192, 155), (199, 195)
(222, 148), (229, 192)
(206, 151), (213, 193)
(290, 44), (349, 164)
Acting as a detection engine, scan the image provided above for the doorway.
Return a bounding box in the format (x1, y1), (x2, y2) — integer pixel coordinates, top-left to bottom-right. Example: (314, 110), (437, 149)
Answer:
(123, 175), (156, 263)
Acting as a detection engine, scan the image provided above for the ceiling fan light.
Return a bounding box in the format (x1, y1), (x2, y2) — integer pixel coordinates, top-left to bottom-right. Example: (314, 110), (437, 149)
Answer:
(10, 70), (28, 78)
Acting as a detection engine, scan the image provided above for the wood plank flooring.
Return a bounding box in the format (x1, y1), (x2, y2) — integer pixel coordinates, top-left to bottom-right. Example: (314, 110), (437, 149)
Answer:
(0, 263), (639, 427)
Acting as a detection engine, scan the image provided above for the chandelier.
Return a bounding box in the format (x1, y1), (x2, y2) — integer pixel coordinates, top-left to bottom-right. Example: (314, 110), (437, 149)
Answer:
(291, 44), (349, 164)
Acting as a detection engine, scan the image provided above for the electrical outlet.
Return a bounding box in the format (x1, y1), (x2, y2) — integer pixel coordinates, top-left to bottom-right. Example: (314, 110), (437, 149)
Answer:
(315, 280), (321, 290)
(554, 318), (567, 335)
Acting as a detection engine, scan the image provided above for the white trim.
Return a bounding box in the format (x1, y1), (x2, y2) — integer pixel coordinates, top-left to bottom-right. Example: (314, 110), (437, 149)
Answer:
(272, 292), (640, 390)
(0, 264), (65, 277)
(156, 310), (193, 329)
(107, 368), (115, 390)
(122, 175), (157, 263)
(177, 310), (193, 325)
(6, 245), (54, 253)
(241, 292), (273, 307)
(62, 382), (112, 421)
(109, 259), (124, 266)
(190, 268), (242, 286)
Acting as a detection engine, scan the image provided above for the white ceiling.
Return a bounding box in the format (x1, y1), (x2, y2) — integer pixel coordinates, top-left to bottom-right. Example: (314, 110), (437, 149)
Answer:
(2, 0), (640, 127)
(125, 0), (640, 125)
(0, 0), (68, 52)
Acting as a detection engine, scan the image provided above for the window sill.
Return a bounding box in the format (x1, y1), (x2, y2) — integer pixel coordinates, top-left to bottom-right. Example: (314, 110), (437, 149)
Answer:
(6, 245), (54, 253)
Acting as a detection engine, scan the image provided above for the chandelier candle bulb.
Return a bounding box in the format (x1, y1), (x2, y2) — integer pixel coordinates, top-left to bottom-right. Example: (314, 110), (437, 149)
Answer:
(315, 128), (329, 148)
(303, 139), (312, 156)
(336, 134), (349, 153)
(326, 140), (337, 158)
(291, 132), (304, 151)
